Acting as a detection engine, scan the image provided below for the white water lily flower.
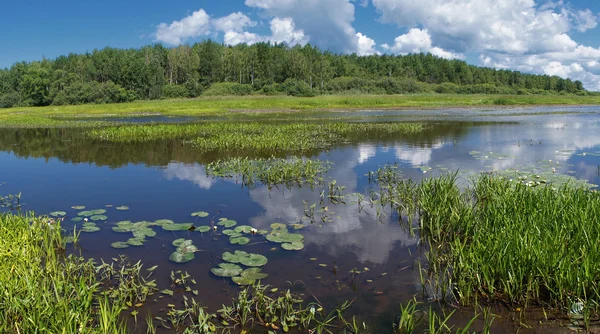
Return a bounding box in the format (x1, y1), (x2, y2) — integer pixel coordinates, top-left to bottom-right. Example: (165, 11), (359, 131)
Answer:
(212, 225), (217, 231)
(250, 228), (258, 234)
(84, 218), (88, 222)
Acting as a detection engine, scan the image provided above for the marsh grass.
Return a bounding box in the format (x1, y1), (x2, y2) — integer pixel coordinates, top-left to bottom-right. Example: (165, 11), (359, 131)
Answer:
(87, 122), (426, 154)
(206, 156), (332, 189)
(0, 213), (158, 333)
(392, 174), (600, 316)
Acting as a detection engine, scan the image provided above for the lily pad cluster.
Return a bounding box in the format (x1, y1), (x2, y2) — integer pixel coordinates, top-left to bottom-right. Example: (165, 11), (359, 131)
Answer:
(211, 251), (268, 285)
(266, 223), (305, 251)
(111, 220), (157, 248)
(169, 238), (198, 263)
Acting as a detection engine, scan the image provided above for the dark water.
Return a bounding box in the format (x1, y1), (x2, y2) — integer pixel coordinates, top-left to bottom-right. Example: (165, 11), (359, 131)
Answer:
(2, 107), (600, 333)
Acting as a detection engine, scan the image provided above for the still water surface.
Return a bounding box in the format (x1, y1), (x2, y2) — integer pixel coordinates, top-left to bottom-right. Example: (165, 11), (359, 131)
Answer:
(1, 107), (600, 333)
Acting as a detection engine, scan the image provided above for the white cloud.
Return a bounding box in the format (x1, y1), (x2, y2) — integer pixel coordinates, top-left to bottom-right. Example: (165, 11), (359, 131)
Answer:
(269, 17), (309, 45)
(246, 0), (375, 54)
(155, 9), (211, 45)
(355, 33), (378, 56)
(372, 0), (600, 90)
(213, 12), (256, 33)
(382, 28), (464, 59)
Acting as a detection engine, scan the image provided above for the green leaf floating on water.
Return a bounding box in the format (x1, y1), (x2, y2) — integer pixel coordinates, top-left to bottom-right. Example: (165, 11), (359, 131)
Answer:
(290, 223), (306, 230)
(232, 276), (255, 285)
(82, 222), (96, 228)
(162, 223), (192, 231)
(82, 226), (100, 233)
(211, 263), (243, 277)
(133, 228), (156, 238)
(230, 236), (250, 245)
(222, 229), (236, 236)
(169, 251), (195, 263)
(221, 251), (267, 267)
(282, 241), (305, 251)
(49, 211), (66, 217)
(234, 225), (253, 233)
(127, 238), (145, 246)
(191, 211), (209, 217)
(78, 209), (106, 217)
(91, 215), (108, 221)
(196, 226), (211, 233)
(266, 231), (304, 243)
(111, 241), (130, 249)
(154, 219), (174, 226)
(71, 206), (86, 210)
(270, 223), (287, 230)
(217, 219), (237, 228)
(239, 268), (268, 280)
(71, 217), (83, 223)
(115, 206), (129, 211)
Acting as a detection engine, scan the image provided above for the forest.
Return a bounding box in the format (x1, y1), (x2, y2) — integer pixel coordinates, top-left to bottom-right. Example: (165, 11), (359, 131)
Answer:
(0, 40), (591, 108)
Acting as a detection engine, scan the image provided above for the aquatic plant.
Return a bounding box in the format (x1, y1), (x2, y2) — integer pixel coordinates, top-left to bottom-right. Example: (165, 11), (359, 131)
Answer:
(206, 156), (332, 189)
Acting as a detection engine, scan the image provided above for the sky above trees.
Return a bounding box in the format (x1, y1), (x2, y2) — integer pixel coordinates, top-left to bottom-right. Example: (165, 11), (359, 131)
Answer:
(2, 0), (600, 90)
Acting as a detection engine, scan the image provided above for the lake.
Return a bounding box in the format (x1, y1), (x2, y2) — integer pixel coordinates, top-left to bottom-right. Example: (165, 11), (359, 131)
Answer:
(1, 106), (599, 333)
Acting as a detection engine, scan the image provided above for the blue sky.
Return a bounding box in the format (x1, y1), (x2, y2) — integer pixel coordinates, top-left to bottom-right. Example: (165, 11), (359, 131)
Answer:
(2, 0), (600, 89)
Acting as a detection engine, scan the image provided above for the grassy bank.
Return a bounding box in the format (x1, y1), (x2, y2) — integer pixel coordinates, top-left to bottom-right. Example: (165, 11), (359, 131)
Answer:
(1, 94), (600, 128)
(376, 172), (600, 315)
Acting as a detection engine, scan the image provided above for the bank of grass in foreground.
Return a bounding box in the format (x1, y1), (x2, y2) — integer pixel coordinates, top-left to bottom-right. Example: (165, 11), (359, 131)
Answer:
(402, 174), (600, 316)
(1, 94), (600, 126)
(88, 122), (425, 154)
(0, 213), (134, 333)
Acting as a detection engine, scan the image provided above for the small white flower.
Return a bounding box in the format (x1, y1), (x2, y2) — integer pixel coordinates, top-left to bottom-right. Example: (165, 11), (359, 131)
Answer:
(84, 218), (88, 222)
(250, 228), (258, 235)
(212, 225), (218, 231)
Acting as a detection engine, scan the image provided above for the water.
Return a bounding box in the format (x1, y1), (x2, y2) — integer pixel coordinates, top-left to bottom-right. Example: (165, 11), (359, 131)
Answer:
(2, 107), (600, 333)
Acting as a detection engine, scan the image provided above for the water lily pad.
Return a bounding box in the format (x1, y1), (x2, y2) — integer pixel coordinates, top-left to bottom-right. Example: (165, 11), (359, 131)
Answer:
(71, 206), (86, 210)
(211, 263), (243, 277)
(234, 225), (253, 233)
(239, 253), (268, 267)
(91, 215), (108, 221)
(240, 268), (268, 280)
(154, 219), (174, 226)
(82, 222), (96, 228)
(191, 211), (209, 217)
(196, 226), (211, 233)
(127, 238), (144, 246)
(169, 251), (195, 263)
(71, 217), (83, 222)
(178, 244), (198, 253)
(222, 229), (236, 236)
(172, 238), (187, 247)
(115, 206), (129, 211)
(111, 241), (130, 249)
(230, 236), (250, 245)
(91, 209), (106, 215)
(232, 276), (255, 285)
(217, 219), (237, 228)
(282, 241), (305, 251)
(222, 251), (248, 264)
(133, 228), (156, 238)
(49, 211), (66, 217)
(162, 223), (192, 231)
(270, 223), (287, 230)
(266, 231), (304, 243)
(290, 223), (306, 230)
(82, 226), (100, 233)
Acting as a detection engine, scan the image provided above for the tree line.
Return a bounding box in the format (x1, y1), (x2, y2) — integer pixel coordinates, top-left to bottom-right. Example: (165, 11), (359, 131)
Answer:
(0, 41), (590, 108)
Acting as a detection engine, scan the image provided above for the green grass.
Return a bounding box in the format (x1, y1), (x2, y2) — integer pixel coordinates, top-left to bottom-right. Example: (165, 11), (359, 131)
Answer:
(87, 122), (426, 154)
(409, 175), (600, 313)
(1, 94), (600, 127)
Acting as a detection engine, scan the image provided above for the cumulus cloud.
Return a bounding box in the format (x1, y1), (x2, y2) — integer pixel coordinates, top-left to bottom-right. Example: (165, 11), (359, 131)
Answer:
(381, 28), (464, 59)
(155, 9), (211, 45)
(246, 0), (376, 54)
(269, 17), (309, 45)
(372, 0), (600, 90)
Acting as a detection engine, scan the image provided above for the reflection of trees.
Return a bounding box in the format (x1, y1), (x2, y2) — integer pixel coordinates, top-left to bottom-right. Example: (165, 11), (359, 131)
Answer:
(0, 123), (475, 167)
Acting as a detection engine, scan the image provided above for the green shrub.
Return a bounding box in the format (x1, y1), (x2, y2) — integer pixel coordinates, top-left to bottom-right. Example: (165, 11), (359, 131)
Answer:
(203, 82), (253, 96)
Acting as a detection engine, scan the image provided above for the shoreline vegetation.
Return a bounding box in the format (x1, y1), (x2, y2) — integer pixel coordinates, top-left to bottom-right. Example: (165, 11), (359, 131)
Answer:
(1, 94), (600, 128)
(3, 167), (600, 332)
